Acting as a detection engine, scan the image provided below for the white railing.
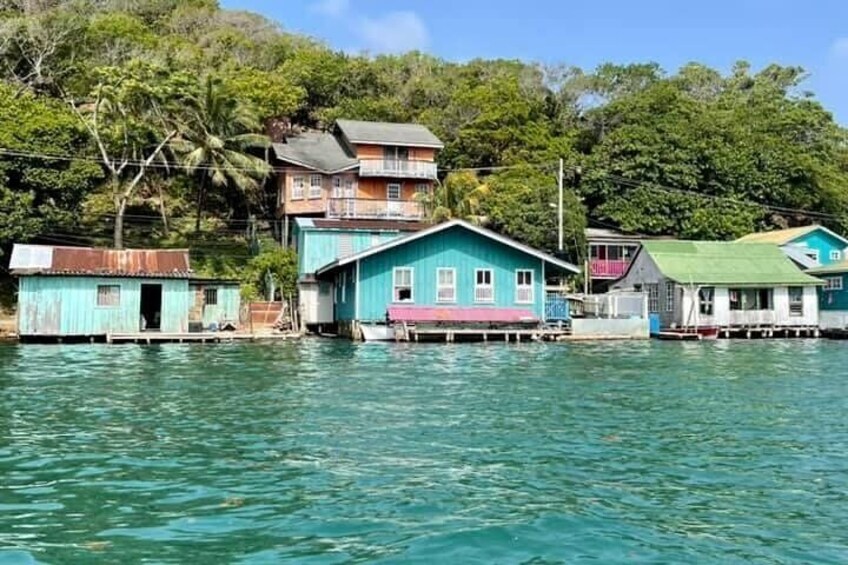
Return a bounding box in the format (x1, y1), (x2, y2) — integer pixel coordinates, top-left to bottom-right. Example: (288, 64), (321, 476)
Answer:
(359, 159), (438, 179)
(584, 292), (648, 319)
(326, 198), (424, 220)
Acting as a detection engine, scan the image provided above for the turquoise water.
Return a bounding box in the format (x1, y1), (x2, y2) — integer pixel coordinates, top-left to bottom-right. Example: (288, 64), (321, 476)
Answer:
(1, 340), (847, 563)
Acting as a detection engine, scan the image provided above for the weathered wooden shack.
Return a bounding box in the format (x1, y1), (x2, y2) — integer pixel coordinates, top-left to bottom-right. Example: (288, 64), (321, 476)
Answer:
(9, 244), (240, 339)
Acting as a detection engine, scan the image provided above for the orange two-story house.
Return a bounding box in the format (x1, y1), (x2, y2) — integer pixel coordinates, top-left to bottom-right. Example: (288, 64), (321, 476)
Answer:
(272, 119), (443, 223)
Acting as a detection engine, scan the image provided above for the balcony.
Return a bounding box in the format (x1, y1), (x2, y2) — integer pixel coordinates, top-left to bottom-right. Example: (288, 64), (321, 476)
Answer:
(359, 159), (438, 180)
(327, 198), (425, 221)
(589, 259), (631, 280)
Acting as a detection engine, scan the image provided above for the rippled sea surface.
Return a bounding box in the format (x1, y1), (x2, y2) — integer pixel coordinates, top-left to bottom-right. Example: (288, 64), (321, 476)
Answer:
(1, 340), (848, 563)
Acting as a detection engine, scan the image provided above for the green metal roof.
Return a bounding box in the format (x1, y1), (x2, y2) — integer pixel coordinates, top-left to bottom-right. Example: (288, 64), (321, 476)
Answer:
(639, 240), (823, 286)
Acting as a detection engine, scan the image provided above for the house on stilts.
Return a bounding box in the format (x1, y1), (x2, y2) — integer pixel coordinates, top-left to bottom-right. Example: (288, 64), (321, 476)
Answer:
(612, 240), (822, 338)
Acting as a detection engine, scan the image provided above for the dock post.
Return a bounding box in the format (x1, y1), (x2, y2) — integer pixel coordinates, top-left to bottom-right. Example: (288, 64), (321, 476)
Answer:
(483, 333), (488, 343)
(516, 333), (521, 343)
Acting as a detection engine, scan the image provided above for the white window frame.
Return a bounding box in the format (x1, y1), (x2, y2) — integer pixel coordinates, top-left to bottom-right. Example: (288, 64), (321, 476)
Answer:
(665, 281), (675, 312)
(292, 176), (305, 200)
(831, 250), (842, 262)
(415, 182), (430, 195)
(387, 182), (402, 200)
(825, 277), (843, 291)
(475, 269), (494, 303)
(393, 267), (414, 303)
(804, 249), (820, 263)
(788, 286), (804, 317)
(96, 284), (121, 307)
(436, 268), (456, 303)
(515, 269), (534, 304)
(308, 174), (323, 199)
(331, 176), (343, 198)
(646, 283), (659, 313)
(340, 271), (346, 304)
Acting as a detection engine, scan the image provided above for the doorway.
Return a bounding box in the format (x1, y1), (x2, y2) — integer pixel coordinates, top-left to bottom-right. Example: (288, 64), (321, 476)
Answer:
(140, 284), (163, 331)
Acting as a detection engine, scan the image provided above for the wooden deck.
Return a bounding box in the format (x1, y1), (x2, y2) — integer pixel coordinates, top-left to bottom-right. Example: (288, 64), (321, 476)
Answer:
(106, 332), (301, 344)
(405, 327), (570, 343)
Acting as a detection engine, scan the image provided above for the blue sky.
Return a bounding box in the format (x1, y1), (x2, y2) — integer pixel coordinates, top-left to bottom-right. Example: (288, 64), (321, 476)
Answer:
(222, 0), (848, 123)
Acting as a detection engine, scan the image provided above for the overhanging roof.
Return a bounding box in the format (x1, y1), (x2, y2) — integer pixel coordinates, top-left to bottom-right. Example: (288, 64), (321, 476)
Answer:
(634, 240), (822, 286)
(335, 119), (444, 149)
(271, 131), (358, 173)
(315, 219), (579, 276)
(807, 260), (848, 275)
(737, 224), (848, 247)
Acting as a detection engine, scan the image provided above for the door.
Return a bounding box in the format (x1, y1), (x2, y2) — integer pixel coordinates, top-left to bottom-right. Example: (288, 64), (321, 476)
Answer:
(140, 284), (163, 331)
(386, 182), (402, 217)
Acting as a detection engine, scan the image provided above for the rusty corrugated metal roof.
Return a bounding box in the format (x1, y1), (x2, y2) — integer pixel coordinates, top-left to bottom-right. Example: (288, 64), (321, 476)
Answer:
(10, 244), (192, 278)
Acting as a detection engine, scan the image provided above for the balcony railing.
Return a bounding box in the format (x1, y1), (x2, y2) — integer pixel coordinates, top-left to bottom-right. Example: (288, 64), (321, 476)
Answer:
(589, 259), (631, 279)
(327, 198), (424, 221)
(359, 159), (438, 179)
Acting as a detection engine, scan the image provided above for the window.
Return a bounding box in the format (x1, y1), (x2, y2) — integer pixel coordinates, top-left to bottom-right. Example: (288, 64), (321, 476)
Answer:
(804, 249), (820, 263)
(309, 174), (323, 199)
(332, 176), (343, 198)
(383, 146), (409, 161)
(340, 271), (346, 304)
(393, 267), (414, 302)
(338, 233), (353, 258)
(729, 288), (774, 310)
(96, 284), (120, 307)
(665, 281), (675, 312)
(831, 250), (842, 262)
(292, 176), (305, 199)
(387, 183), (402, 200)
(344, 178), (355, 196)
(370, 233), (381, 248)
(436, 268), (456, 303)
(788, 286), (804, 317)
(825, 277), (843, 291)
(415, 183), (430, 195)
(646, 283), (659, 313)
(204, 288), (218, 306)
(475, 269), (494, 303)
(516, 270), (534, 303)
(698, 287), (715, 316)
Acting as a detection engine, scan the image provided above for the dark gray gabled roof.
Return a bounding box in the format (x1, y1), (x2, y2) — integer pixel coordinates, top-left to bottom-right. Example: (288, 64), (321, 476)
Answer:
(271, 132), (359, 174)
(335, 119), (444, 149)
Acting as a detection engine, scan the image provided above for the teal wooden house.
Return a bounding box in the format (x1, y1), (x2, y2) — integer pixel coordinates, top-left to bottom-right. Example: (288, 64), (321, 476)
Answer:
(808, 261), (848, 329)
(293, 218), (422, 327)
(738, 225), (848, 269)
(314, 220), (579, 337)
(9, 245), (241, 340)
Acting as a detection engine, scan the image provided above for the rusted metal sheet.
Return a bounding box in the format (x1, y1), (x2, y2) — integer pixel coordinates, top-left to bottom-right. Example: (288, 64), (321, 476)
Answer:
(10, 244), (191, 278)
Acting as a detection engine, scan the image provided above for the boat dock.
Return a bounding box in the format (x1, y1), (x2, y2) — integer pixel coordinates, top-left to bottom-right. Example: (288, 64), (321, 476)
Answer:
(105, 332), (300, 344)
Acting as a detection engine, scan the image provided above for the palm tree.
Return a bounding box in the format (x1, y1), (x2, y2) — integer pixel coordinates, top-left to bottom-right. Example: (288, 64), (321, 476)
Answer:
(173, 76), (271, 232)
(416, 170), (490, 224)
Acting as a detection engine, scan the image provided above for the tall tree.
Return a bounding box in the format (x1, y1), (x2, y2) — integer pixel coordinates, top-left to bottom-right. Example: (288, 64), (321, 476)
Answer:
(172, 75), (271, 231)
(416, 171), (489, 224)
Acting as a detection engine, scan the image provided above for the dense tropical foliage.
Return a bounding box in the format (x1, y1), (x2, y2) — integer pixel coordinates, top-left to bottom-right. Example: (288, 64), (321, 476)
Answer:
(1, 0), (847, 299)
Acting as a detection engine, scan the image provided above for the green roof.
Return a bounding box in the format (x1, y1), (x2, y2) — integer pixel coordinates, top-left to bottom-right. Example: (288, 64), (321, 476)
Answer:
(640, 240), (823, 286)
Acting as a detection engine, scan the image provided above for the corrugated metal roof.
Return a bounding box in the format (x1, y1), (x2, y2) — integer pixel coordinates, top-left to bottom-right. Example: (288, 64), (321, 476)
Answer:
(807, 260), (848, 275)
(737, 225), (822, 245)
(272, 131), (358, 173)
(9, 244), (192, 278)
(639, 240), (822, 286)
(388, 306), (537, 323)
(336, 119), (444, 148)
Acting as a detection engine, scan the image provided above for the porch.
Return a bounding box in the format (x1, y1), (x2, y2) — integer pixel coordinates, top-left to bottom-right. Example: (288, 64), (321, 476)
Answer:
(359, 159), (438, 180)
(326, 197), (424, 220)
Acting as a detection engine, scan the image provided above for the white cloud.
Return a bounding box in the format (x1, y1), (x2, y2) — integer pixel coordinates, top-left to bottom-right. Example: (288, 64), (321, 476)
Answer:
(310, 0), (349, 17)
(830, 37), (848, 59)
(356, 11), (429, 54)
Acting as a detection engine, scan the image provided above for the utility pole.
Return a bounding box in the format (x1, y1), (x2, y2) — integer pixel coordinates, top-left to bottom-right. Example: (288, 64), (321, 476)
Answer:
(557, 158), (564, 253)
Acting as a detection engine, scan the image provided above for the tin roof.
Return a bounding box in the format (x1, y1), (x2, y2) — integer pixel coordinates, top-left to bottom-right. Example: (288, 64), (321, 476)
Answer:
(736, 224), (848, 246)
(336, 119), (444, 149)
(388, 306), (538, 324)
(10, 244), (192, 278)
(271, 131), (359, 173)
(636, 240), (822, 286)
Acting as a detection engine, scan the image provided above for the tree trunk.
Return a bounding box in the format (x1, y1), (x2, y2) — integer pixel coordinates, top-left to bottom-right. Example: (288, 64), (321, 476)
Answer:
(195, 175), (207, 232)
(114, 198), (126, 249)
(158, 185), (170, 236)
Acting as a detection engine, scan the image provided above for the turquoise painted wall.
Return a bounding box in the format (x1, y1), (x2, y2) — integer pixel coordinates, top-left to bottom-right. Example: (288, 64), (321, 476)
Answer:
(18, 276), (190, 336)
(791, 230), (848, 265)
(334, 264), (357, 321)
(296, 226), (403, 276)
(818, 273), (848, 311)
(190, 283), (241, 327)
(345, 226), (547, 322)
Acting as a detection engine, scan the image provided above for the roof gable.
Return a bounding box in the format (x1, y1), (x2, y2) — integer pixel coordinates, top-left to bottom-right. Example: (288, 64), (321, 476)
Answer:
(637, 240), (821, 286)
(335, 119), (444, 149)
(316, 220), (579, 275)
(271, 131), (358, 173)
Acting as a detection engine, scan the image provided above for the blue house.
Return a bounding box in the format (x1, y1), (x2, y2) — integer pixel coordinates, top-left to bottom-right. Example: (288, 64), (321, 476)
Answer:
(808, 261), (848, 329)
(737, 225), (848, 269)
(293, 218), (423, 327)
(10, 245), (241, 340)
(313, 220), (579, 339)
